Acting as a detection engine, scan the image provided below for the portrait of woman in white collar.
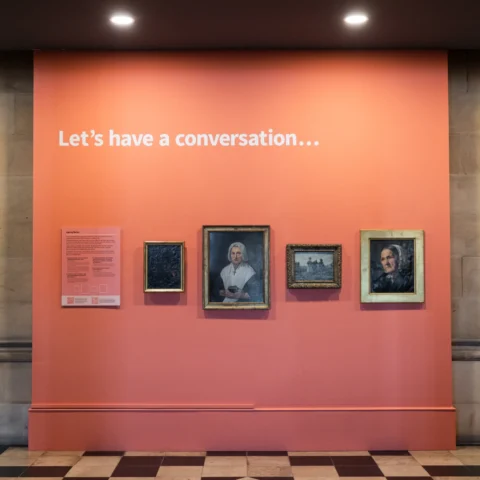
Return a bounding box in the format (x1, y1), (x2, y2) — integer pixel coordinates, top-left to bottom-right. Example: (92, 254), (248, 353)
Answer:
(202, 225), (270, 310)
(218, 242), (261, 303)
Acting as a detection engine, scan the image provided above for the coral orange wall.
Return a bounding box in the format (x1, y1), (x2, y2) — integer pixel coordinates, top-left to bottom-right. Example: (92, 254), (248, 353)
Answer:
(30, 51), (454, 450)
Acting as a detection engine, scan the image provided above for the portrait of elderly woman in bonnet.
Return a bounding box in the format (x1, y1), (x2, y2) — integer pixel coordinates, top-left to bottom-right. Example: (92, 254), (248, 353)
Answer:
(203, 225), (269, 309)
(216, 241), (262, 303)
(371, 243), (414, 293)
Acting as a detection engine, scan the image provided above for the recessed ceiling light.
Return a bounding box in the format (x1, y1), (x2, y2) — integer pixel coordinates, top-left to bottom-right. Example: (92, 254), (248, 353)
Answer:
(344, 12), (369, 26)
(110, 14), (135, 26)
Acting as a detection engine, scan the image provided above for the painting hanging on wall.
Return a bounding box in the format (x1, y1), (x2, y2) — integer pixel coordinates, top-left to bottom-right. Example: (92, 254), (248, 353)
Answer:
(360, 230), (424, 303)
(144, 241), (185, 293)
(286, 244), (342, 289)
(203, 225), (270, 310)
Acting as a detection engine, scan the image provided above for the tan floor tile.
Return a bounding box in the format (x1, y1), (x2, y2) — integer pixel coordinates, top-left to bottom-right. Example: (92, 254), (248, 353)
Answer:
(65, 464), (118, 477)
(410, 452), (463, 466)
(451, 447), (480, 456)
(372, 456), (420, 466)
(379, 465), (430, 477)
(164, 452), (205, 457)
(202, 465), (248, 477)
(70, 456), (121, 467)
(42, 451), (84, 457)
(65, 456), (120, 477)
(293, 478), (340, 480)
(289, 451), (369, 456)
(432, 477), (480, 480)
(291, 466), (339, 477)
(459, 456), (480, 465)
(0, 457), (36, 466)
(248, 456), (290, 467)
(337, 478), (384, 480)
(157, 466), (203, 477)
(0, 448), (43, 459)
(155, 477), (200, 480)
(337, 478), (385, 480)
(125, 452), (165, 456)
(33, 456), (81, 467)
(293, 478), (346, 480)
(410, 450), (453, 455)
(204, 456), (247, 467)
(247, 465), (292, 477)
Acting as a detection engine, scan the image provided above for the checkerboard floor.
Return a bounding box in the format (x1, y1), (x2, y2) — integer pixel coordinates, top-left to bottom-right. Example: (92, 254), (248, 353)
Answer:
(2, 447), (480, 479)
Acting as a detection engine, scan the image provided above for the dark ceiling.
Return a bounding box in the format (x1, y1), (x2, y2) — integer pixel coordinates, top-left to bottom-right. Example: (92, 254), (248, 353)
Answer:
(1, 0), (480, 50)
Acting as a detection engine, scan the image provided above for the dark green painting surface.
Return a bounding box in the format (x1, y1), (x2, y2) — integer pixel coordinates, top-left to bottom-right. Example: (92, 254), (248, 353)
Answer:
(147, 244), (182, 289)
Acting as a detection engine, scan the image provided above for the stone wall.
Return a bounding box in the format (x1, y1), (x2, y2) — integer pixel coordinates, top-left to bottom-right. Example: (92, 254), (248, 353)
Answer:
(0, 53), (33, 444)
(450, 51), (480, 444)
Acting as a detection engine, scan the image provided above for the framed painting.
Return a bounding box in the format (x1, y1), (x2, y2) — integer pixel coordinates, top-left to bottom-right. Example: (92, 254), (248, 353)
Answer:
(287, 244), (342, 289)
(360, 230), (424, 303)
(144, 241), (185, 293)
(203, 225), (270, 310)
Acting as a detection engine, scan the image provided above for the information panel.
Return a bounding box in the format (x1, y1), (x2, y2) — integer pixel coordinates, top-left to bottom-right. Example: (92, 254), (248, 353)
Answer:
(61, 228), (120, 306)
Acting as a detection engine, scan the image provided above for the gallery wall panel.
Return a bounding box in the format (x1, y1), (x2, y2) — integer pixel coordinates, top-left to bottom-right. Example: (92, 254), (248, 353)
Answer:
(31, 51), (453, 449)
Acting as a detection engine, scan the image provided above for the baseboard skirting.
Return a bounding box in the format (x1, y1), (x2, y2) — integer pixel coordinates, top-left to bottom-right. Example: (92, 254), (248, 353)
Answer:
(28, 407), (456, 450)
(30, 404), (456, 413)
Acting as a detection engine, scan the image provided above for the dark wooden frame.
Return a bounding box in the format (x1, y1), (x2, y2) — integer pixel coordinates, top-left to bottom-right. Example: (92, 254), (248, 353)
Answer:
(286, 244), (342, 289)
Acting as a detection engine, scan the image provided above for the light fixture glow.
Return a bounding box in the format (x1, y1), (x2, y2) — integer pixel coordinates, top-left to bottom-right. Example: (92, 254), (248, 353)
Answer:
(344, 12), (369, 26)
(110, 14), (135, 26)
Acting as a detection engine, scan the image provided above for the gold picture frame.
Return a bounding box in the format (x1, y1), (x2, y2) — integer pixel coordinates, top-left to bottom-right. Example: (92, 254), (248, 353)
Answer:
(286, 244), (342, 289)
(144, 241), (185, 293)
(203, 225), (270, 310)
(360, 230), (424, 303)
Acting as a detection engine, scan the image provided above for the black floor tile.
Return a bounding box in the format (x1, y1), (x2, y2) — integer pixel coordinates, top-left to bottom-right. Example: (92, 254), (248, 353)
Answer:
(289, 456), (333, 466)
(207, 452), (247, 456)
(331, 456), (377, 466)
(20, 466), (72, 477)
(83, 451), (125, 456)
(467, 466), (480, 475)
(370, 450), (411, 456)
(385, 478), (432, 480)
(0, 467), (27, 477)
(247, 451), (289, 456)
(111, 465), (160, 477)
(0, 447), (8, 455)
(162, 456), (205, 466)
(336, 465), (384, 477)
(117, 456), (163, 466)
(424, 466), (472, 476)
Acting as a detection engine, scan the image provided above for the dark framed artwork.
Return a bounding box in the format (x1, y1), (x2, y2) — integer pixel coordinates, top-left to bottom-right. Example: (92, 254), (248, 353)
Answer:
(202, 225), (270, 310)
(144, 241), (185, 293)
(360, 230), (424, 303)
(286, 244), (342, 289)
